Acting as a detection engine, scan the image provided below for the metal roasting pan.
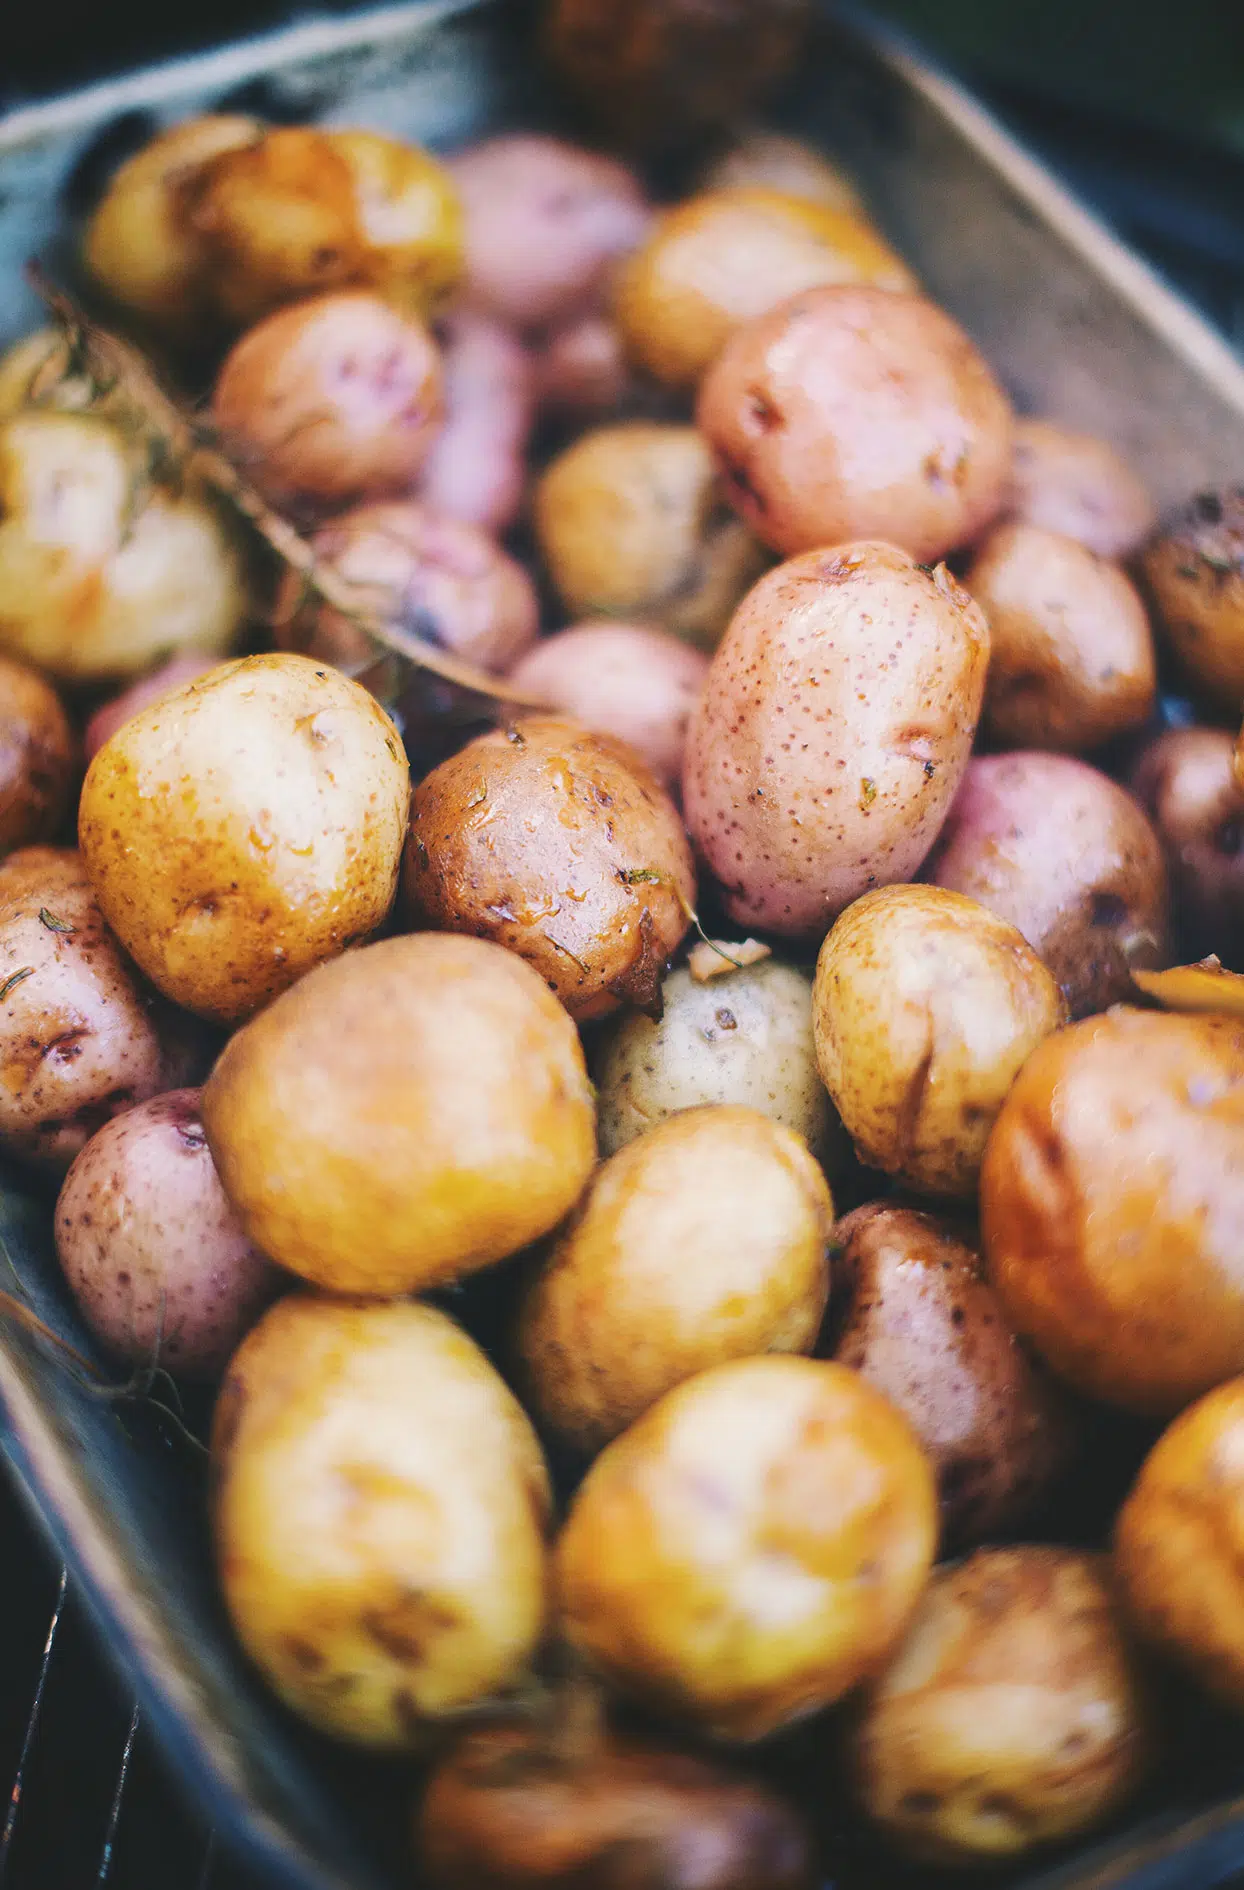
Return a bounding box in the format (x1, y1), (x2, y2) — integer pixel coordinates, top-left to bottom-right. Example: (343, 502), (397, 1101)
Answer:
(2, 4), (1244, 1887)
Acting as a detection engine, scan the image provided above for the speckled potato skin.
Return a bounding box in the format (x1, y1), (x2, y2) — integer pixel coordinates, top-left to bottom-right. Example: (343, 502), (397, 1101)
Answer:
(78, 654), (409, 1026)
(594, 957), (836, 1160)
(700, 134), (865, 217)
(404, 717), (694, 1023)
(0, 848), (203, 1173)
(928, 752), (1169, 1018)
(830, 1204), (1071, 1548)
(846, 1548), (1152, 1865)
(517, 1104), (832, 1453)
(981, 1007), (1244, 1415)
(202, 933), (596, 1295)
(1143, 488), (1244, 707)
(554, 1355), (937, 1741)
(967, 523), (1156, 753)
(1005, 420), (1156, 560)
(697, 286), (1013, 563)
(1130, 727), (1244, 961)
(0, 657), (75, 856)
(211, 1296), (551, 1748)
(683, 543), (990, 938)
(54, 1089), (278, 1378)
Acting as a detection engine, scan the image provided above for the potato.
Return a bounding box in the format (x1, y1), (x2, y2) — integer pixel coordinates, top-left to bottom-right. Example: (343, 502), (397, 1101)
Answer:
(0, 847), (202, 1172)
(966, 522), (1156, 753)
(83, 654), (218, 762)
(981, 1006), (1244, 1415)
(0, 657), (75, 856)
(211, 1296), (551, 1747)
(927, 751), (1169, 1017)
(535, 423), (767, 651)
(813, 885), (1065, 1196)
(449, 135), (649, 333)
(202, 932), (595, 1294)
(518, 1104), (832, 1452)
(404, 716), (694, 1022)
(0, 411), (247, 684)
(417, 311), (535, 534)
(535, 314), (634, 422)
(1143, 486), (1244, 708)
(275, 500), (539, 678)
(1130, 727), (1244, 962)
(683, 543), (989, 937)
(417, 1713), (813, 1890)
(0, 329), (94, 421)
(700, 132), (865, 217)
(506, 622), (708, 787)
(616, 189), (915, 392)
(846, 1548), (1152, 1864)
(555, 1355), (936, 1740)
(1005, 419), (1156, 560)
(54, 1089), (277, 1377)
(697, 286), (1013, 563)
(594, 956), (836, 1160)
(78, 654), (409, 1025)
(211, 291), (443, 513)
(830, 1204), (1071, 1547)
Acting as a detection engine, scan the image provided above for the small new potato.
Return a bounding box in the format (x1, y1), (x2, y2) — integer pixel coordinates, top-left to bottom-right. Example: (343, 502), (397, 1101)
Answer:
(698, 285), (1013, 563)
(0, 657), (75, 856)
(211, 291), (443, 512)
(212, 1296), (551, 1747)
(1005, 419), (1156, 560)
(404, 716), (694, 1022)
(1143, 487), (1244, 708)
(967, 522), (1156, 753)
(683, 543), (990, 937)
(78, 654), (410, 1025)
(981, 1006), (1244, 1414)
(518, 1104), (833, 1453)
(202, 932), (596, 1294)
(846, 1548), (1152, 1864)
(54, 1089), (278, 1378)
(1130, 727), (1244, 962)
(417, 311), (535, 534)
(928, 751), (1169, 1017)
(700, 132), (865, 217)
(536, 314), (634, 422)
(535, 423), (767, 650)
(814, 885), (1065, 1196)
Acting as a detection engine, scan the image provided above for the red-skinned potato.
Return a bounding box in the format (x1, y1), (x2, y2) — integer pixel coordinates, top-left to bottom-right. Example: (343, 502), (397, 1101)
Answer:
(698, 285), (1013, 563)
(84, 655), (218, 762)
(0, 657), (75, 855)
(1143, 487), (1244, 709)
(535, 313), (634, 422)
(700, 131), (865, 217)
(683, 543), (990, 937)
(418, 310), (535, 534)
(1130, 727), (1244, 962)
(1005, 419), (1156, 560)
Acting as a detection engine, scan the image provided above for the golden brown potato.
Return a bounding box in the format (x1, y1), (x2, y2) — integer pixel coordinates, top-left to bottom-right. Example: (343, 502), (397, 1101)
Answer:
(78, 654), (410, 1025)
(813, 885), (1066, 1196)
(830, 1204), (1071, 1547)
(0, 657), (75, 856)
(928, 751), (1169, 1017)
(966, 522), (1156, 753)
(981, 1006), (1244, 1414)
(211, 1295), (551, 1747)
(202, 932), (596, 1295)
(1005, 419), (1156, 560)
(404, 716), (694, 1022)
(615, 189), (915, 391)
(846, 1548), (1152, 1864)
(211, 291), (443, 512)
(684, 544), (990, 937)
(518, 1104), (832, 1452)
(535, 423), (767, 651)
(0, 412), (247, 684)
(700, 132), (865, 217)
(1143, 487), (1244, 707)
(697, 286), (1013, 564)
(554, 1355), (937, 1741)
(1130, 727), (1244, 962)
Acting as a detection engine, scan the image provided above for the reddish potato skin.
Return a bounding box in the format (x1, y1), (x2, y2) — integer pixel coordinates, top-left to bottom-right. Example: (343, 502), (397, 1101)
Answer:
(1130, 727), (1244, 963)
(84, 655), (218, 762)
(536, 314), (634, 421)
(0, 656), (76, 855)
(418, 310), (535, 534)
(697, 286), (1013, 563)
(1005, 420), (1156, 561)
(683, 543), (989, 937)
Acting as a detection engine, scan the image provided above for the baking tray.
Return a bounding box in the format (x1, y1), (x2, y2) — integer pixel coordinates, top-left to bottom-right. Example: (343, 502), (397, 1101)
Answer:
(2, 5), (1244, 1888)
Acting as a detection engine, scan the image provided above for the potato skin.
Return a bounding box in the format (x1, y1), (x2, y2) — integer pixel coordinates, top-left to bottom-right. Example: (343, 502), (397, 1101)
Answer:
(697, 286), (1012, 563)
(83, 654), (217, 762)
(417, 311), (535, 535)
(518, 1104), (832, 1452)
(1143, 487), (1244, 707)
(211, 1296), (551, 1747)
(927, 751), (1169, 1018)
(846, 1548), (1152, 1864)
(555, 1355), (937, 1741)
(830, 1204), (1071, 1547)
(404, 716), (694, 1022)
(79, 654), (410, 1025)
(0, 657), (75, 856)
(202, 933), (596, 1295)
(1005, 419), (1156, 561)
(981, 1006), (1244, 1415)
(683, 543), (990, 938)
(54, 1089), (277, 1378)
(700, 133), (865, 217)
(1129, 727), (1244, 961)
(967, 523), (1156, 753)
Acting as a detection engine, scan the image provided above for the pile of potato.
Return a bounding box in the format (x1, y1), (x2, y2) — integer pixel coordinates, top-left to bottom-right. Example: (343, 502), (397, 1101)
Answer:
(2, 0), (1244, 1879)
